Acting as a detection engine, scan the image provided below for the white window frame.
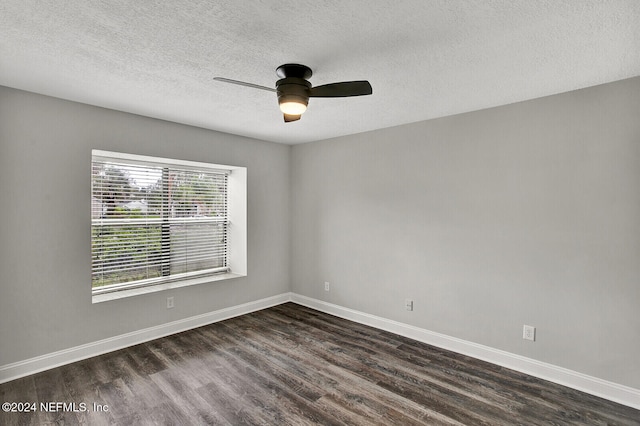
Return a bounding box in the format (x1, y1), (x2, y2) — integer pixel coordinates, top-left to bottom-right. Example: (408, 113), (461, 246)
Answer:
(91, 150), (246, 303)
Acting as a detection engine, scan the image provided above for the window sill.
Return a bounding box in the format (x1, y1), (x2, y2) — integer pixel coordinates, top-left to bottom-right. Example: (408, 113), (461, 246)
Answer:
(91, 272), (245, 304)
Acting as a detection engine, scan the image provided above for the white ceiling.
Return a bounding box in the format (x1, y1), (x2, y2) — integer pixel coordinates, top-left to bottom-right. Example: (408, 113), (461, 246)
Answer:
(1, 1), (639, 144)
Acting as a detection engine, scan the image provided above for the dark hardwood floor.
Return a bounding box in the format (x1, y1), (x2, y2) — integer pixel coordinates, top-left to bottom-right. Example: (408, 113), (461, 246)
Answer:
(1, 303), (638, 425)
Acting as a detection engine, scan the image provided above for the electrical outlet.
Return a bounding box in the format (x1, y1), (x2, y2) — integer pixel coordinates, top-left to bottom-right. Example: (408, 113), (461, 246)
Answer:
(523, 325), (535, 341)
(167, 296), (174, 309)
(405, 299), (414, 311)
(324, 282), (330, 291)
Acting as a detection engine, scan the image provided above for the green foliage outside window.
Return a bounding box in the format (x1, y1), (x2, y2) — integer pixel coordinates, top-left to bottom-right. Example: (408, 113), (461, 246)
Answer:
(91, 162), (227, 288)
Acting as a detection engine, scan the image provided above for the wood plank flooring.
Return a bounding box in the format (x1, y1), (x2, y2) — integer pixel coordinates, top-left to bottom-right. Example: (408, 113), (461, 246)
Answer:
(1, 303), (638, 425)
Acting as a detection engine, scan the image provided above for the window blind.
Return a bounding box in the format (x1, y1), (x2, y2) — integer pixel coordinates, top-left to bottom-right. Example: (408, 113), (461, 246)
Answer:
(91, 154), (229, 294)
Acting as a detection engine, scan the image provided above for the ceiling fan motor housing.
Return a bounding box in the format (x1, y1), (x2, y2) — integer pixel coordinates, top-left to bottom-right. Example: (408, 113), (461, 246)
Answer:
(276, 77), (311, 108)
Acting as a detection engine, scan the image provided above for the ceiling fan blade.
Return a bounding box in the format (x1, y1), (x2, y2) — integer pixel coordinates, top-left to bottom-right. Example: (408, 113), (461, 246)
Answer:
(309, 81), (372, 98)
(213, 77), (276, 92)
(284, 113), (301, 123)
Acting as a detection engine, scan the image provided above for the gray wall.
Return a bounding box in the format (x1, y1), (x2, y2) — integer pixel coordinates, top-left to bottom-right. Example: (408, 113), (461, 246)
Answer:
(0, 86), (290, 366)
(291, 76), (640, 389)
(2, 77), (639, 391)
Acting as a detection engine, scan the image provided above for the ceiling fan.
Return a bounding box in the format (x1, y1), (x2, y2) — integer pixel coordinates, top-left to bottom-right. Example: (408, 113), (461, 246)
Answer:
(214, 63), (372, 122)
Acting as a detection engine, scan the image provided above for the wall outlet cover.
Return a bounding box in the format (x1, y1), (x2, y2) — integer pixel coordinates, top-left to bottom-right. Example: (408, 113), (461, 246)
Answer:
(523, 325), (535, 341)
(405, 299), (414, 311)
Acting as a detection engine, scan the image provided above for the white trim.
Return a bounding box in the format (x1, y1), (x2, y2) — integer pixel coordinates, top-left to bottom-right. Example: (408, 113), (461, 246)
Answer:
(92, 149), (238, 173)
(2, 292), (638, 410)
(290, 294), (640, 410)
(92, 272), (243, 303)
(0, 293), (292, 385)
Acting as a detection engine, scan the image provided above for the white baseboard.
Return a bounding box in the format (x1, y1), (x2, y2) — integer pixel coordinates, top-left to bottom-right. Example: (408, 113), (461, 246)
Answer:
(0, 293), (293, 385)
(2, 292), (638, 410)
(291, 294), (640, 410)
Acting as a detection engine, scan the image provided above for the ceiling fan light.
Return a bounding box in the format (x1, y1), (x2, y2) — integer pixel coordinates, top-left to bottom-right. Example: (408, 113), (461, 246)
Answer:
(279, 100), (307, 115)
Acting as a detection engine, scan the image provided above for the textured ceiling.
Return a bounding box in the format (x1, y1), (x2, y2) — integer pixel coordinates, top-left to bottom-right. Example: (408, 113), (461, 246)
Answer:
(1, 1), (640, 144)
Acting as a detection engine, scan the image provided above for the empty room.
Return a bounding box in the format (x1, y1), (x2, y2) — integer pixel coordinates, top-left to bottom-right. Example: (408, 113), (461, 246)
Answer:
(1, 1), (639, 424)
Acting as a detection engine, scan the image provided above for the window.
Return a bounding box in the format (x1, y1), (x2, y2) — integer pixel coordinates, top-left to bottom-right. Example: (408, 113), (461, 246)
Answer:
(91, 150), (246, 301)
